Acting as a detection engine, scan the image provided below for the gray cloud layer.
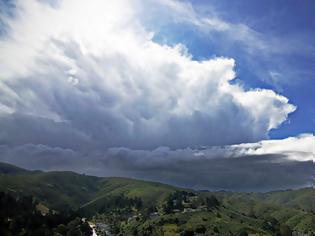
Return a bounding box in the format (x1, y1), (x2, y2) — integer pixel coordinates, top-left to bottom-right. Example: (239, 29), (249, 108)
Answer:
(0, 137), (314, 191)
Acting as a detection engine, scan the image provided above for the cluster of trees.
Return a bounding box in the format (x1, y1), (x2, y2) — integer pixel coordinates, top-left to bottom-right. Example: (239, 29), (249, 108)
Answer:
(261, 217), (293, 236)
(98, 195), (143, 214)
(162, 191), (220, 213)
(205, 195), (220, 210)
(163, 191), (196, 213)
(84, 195), (146, 235)
(0, 192), (92, 236)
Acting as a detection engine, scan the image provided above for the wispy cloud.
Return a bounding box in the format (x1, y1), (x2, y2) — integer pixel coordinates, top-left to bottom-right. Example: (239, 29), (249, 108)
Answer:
(155, 0), (271, 54)
(155, 0), (315, 89)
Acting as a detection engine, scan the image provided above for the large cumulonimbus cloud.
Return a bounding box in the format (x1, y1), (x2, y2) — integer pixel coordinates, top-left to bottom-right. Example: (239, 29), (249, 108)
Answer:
(0, 0), (312, 191)
(0, 0), (295, 150)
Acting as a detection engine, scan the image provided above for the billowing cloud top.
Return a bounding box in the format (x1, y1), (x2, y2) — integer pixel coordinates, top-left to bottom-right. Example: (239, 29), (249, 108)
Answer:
(0, 0), (295, 149)
(0, 0), (313, 191)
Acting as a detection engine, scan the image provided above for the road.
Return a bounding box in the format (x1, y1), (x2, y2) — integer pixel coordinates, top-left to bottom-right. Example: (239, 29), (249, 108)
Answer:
(88, 222), (98, 236)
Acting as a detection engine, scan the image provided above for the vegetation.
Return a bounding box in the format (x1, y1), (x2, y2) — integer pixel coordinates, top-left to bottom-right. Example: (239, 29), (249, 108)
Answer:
(0, 191), (91, 236)
(0, 162), (315, 235)
(0, 163), (176, 210)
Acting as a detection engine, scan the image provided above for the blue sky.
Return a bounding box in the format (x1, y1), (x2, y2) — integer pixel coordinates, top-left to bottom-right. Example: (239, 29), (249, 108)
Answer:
(148, 0), (315, 139)
(205, 0), (315, 139)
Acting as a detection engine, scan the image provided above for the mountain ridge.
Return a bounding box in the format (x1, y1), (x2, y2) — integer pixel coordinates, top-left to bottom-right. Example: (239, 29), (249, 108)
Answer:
(1, 162), (315, 235)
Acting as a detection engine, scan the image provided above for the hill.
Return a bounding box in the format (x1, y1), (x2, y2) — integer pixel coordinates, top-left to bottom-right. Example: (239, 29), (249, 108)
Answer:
(80, 177), (177, 214)
(211, 188), (315, 213)
(249, 188), (315, 212)
(0, 162), (29, 174)
(0, 168), (100, 209)
(0, 162), (177, 210)
(0, 162), (314, 235)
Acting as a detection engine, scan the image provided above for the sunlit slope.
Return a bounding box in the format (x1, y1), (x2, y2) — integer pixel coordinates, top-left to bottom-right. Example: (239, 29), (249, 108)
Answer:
(212, 187), (315, 212)
(0, 164), (100, 209)
(0, 162), (178, 210)
(1, 162), (315, 213)
(81, 177), (178, 212)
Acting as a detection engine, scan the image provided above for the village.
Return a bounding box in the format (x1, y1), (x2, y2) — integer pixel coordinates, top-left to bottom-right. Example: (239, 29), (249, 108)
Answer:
(89, 191), (220, 235)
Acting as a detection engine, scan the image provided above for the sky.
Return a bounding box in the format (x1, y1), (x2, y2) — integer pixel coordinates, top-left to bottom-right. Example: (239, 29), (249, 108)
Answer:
(0, 0), (314, 191)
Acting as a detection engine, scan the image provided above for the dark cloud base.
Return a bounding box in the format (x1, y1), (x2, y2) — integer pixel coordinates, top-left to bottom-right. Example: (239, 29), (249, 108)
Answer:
(0, 144), (313, 192)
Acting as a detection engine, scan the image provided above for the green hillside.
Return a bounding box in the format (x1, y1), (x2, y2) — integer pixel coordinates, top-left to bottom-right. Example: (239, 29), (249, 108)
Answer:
(0, 162), (314, 235)
(82, 177), (177, 209)
(0, 168), (100, 209)
(211, 188), (315, 214)
(0, 162), (177, 210)
(0, 162), (29, 174)
(208, 191), (315, 234)
(249, 188), (315, 212)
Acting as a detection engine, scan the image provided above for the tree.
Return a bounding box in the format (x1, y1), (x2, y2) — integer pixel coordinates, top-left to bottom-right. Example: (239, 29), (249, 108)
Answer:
(195, 225), (206, 234)
(279, 224), (292, 236)
(181, 229), (195, 236)
(206, 195), (220, 210)
(239, 228), (248, 236)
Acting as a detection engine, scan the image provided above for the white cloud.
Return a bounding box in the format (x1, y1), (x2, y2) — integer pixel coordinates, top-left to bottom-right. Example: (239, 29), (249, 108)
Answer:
(234, 133), (315, 162)
(155, 0), (313, 57)
(0, 0), (295, 149)
(155, 0), (268, 52)
(67, 76), (79, 86)
(154, 0), (315, 92)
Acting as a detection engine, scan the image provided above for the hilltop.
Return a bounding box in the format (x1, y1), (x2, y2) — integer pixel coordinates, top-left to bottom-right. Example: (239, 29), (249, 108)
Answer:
(0, 162), (176, 210)
(0, 162), (314, 235)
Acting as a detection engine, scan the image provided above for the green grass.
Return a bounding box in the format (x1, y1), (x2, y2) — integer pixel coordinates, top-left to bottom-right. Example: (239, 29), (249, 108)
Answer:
(162, 224), (180, 236)
(86, 177), (176, 205)
(0, 162), (177, 210)
(0, 170), (100, 209)
(214, 188), (315, 212)
(123, 209), (271, 235)
(1, 162), (315, 235)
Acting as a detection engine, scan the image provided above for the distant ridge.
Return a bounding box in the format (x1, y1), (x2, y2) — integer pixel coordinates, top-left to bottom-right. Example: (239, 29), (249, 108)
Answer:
(0, 162), (29, 174)
(0, 162), (177, 210)
(0, 161), (315, 212)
